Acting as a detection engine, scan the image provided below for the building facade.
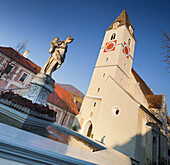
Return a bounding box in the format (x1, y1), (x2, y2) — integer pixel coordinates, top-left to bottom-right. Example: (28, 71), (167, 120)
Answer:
(73, 10), (169, 164)
(0, 46), (78, 129)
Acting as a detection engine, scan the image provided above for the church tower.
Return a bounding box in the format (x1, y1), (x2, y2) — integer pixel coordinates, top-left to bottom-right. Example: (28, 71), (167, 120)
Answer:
(87, 9), (135, 98)
(74, 10), (138, 154)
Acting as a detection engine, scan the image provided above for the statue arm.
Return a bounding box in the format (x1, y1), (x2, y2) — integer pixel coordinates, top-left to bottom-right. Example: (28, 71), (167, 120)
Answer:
(49, 37), (59, 54)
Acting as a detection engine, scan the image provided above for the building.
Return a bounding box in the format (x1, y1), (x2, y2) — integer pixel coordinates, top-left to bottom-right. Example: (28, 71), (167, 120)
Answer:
(73, 10), (169, 164)
(0, 46), (78, 129)
(0, 47), (40, 90)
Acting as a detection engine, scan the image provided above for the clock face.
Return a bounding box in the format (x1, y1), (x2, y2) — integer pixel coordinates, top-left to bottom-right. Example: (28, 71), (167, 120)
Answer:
(122, 42), (130, 58)
(104, 40), (117, 52)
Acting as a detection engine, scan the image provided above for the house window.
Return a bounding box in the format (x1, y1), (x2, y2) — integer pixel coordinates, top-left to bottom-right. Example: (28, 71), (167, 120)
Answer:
(103, 73), (105, 77)
(97, 88), (100, 92)
(111, 33), (116, 40)
(106, 58), (108, 61)
(4, 64), (13, 74)
(19, 73), (27, 82)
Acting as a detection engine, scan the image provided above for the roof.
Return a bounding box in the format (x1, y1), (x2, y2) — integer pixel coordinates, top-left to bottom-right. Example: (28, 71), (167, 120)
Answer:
(145, 95), (162, 109)
(132, 68), (163, 109)
(107, 10), (135, 40)
(132, 68), (154, 95)
(0, 47), (41, 73)
(47, 84), (79, 115)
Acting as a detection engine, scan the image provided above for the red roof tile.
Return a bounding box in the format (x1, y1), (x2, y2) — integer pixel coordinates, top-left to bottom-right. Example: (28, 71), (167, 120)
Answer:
(0, 47), (41, 73)
(47, 84), (79, 115)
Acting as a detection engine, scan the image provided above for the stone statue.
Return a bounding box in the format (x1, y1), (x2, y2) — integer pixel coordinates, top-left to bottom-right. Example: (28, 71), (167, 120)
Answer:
(40, 36), (74, 76)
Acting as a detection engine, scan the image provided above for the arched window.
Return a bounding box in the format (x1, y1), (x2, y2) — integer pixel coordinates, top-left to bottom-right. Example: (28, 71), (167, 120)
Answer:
(111, 33), (116, 40)
(87, 124), (92, 137)
(152, 137), (157, 164)
(83, 120), (94, 138)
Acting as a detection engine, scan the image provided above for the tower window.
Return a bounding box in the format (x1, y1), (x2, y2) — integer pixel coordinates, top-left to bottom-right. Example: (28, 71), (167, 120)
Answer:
(103, 73), (105, 77)
(110, 33), (116, 40)
(97, 88), (100, 92)
(128, 38), (131, 46)
(106, 58), (108, 61)
(94, 102), (96, 107)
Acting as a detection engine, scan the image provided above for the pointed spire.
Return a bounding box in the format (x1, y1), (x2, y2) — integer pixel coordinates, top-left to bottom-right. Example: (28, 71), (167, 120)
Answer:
(107, 9), (133, 31)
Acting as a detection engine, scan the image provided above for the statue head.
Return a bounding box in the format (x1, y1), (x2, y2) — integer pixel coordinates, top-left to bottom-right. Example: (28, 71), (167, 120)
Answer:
(65, 35), (74, 44)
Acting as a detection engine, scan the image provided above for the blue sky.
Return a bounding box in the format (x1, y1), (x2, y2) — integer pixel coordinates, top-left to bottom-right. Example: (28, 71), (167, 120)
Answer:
(0, 0), (170, 113)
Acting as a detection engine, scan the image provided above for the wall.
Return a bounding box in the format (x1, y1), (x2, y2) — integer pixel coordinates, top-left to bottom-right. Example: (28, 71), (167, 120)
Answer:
(48, 102), (75, 129)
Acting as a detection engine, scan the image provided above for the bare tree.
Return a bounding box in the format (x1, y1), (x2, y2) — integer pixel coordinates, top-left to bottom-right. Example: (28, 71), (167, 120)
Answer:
(0, 40), (28, 79)
(15, 40), (28, 54)
(161, 28), (170, 72)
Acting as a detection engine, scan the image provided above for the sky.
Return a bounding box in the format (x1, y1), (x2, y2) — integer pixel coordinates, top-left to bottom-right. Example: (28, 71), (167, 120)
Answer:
(0, 0), (170, 113)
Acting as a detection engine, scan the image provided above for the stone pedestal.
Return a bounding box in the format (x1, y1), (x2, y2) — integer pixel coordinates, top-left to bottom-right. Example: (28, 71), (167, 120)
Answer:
(24, 73), (55, 106)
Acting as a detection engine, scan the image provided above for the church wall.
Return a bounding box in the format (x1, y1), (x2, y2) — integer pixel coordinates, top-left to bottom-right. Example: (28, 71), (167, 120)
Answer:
(127, 72), (149, 108)
(136, 106), (169, 164)
(160, 134), (168, 162)
(75, 96), (102, 135)
(86, 67), (116, 97)
(93, 76), (139, 159)
(135, 106), (156, 164)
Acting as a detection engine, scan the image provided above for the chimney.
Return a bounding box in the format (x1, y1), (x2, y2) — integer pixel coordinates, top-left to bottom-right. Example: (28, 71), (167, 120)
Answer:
(23, 50), (30, 58)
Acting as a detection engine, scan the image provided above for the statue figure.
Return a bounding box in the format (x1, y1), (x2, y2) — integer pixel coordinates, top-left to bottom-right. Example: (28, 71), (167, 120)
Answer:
(40, 36), (74, 76)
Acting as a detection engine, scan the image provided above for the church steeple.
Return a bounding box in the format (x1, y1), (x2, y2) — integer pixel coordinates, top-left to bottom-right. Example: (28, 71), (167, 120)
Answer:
(107, 10), (135, 39)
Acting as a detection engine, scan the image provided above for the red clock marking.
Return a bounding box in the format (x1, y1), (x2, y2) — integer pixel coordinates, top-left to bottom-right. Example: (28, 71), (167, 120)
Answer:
(104, 40), (117, 52)
(122, 42), (130, 58)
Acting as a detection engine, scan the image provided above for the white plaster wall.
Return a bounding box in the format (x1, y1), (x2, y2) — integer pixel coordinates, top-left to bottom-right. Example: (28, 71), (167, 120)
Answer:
(127, 72), (149, 108)
(94, 76), (139, 159)
(75, 96), (102, 134)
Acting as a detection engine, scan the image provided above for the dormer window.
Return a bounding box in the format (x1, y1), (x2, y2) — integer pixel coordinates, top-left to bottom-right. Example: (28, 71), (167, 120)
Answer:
(113, 22), (120, 29)
(110, 33), (116, 40)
